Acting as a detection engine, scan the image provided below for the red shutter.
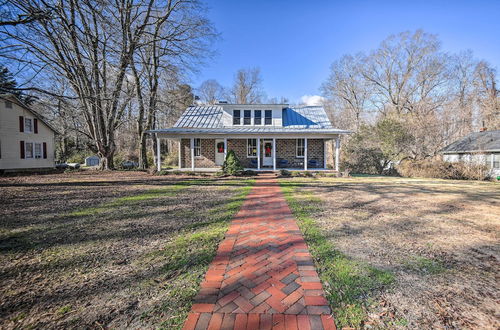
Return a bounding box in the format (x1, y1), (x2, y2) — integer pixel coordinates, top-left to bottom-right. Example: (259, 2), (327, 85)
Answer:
(34, 119), (38, 134)
(20, 141), (25, 159)
(19, 116), (24, 132)
(43, 142), (47, 159)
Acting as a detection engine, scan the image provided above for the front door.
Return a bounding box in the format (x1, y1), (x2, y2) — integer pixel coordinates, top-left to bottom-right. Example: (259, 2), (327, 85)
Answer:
(263, 140), (273, 166)
(215, 139), (225, 165)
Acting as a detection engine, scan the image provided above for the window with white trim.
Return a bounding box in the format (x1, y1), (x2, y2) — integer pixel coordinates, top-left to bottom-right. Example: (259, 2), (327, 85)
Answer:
(254, 110), (262, 125)
(247, 139), (257, 157)
(24, 118), (32, 133)
(296, 139), (305, 157)
(493, 154), (500, 169)
(25, 142), (33, 158)
(243, 110), (251, 125)
(264, 110), (272, 125)
(194, 138), (201, 157)
(34, 143), (42, 159)
(233, 110), (241, 125)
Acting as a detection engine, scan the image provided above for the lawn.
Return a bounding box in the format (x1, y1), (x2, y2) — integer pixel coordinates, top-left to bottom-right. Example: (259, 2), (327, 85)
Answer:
(0, 171), (253, 329)
(280, 175), (499, 329)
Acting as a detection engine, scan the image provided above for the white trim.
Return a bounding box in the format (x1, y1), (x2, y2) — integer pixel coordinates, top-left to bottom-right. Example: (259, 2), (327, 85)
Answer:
(178, 140), (181, 169)
(272, 138), (276, 170)
(156, 136), (161, 171)
(190, 138), (195, 171)
(224, 137), (227, 161)
(296, 138), (305, 158)
(257, 137), (261, 170)
(304, 138), (308, 170)
(335, 136), (340, 172)
(193, 138), (201, 158)
(246, 138), (258, 158)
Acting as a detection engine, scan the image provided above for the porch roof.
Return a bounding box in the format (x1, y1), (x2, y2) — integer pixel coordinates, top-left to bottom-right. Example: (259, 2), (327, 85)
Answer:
(148, 127), (350, 136)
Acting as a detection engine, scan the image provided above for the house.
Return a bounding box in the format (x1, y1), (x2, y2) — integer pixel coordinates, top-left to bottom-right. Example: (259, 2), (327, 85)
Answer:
(0, 94), (56, 171)
(148, 103), (350, 171)
(441, 129), (500, 176)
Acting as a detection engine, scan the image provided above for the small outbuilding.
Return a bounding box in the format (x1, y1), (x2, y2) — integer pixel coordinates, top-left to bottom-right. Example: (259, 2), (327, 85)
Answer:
(85, 155), (100, 167)
(441, 129), (500, 176)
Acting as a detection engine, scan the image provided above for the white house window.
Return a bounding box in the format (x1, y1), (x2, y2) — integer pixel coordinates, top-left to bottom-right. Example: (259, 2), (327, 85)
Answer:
(243, 110), (251, 125)
(194, 138), (201, 157)
(264, 110), (272, 125)
(247, 139), (257, 157)
(5, 101), (12, 108)
(296, 139), (305, 157)
(34, 143), (42, 159)
(254, 110), (262, 125)
(24, 118), (32, 132)
(493, 154), (500, 169)
(233, 110), (241, 125)
(25, 142), (33, 158)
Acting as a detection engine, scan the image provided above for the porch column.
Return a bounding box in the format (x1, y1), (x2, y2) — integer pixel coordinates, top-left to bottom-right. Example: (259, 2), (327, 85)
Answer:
(304, 138), (308, 171)
(156, 135), (161, 172)
(335, 136), (340, 172)
(323, 139), (327, 169)
(190, 137), (195, 171)
(257, 137), (261, 170)
(224, 137), (227, 161)
(272, 138), (276, 170)
(178, 139), (182, 169)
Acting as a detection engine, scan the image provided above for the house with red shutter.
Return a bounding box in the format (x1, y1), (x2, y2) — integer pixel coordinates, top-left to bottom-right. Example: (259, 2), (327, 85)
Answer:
(0, 94), (56, 171)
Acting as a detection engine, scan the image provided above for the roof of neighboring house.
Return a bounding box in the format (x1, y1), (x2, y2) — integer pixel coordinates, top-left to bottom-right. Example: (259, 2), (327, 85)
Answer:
(0, 94), (58, 134)
(150, 105), (349, 135)
(441, 130), (500, 153)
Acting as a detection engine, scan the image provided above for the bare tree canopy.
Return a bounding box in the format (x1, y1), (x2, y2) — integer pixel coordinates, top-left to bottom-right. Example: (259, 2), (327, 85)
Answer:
(227, 67), (264, 104)
(197, 79), (224, 104)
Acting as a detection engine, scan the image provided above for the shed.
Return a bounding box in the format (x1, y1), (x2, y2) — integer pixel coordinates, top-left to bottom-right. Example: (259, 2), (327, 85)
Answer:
(85, 155), (100, 167)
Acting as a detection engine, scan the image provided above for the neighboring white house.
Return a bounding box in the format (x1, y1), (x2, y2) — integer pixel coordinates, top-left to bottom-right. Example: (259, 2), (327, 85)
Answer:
(441, 129), (500, 176)
(0, 94), (56, 171)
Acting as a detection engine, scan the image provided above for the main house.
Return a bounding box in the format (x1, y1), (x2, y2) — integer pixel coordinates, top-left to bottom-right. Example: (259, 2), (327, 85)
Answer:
(149, 103), (350, 171)
(0, 94), (56, 172)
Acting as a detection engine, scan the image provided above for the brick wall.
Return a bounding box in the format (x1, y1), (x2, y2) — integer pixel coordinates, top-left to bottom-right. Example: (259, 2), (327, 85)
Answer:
(227, 139), (253, 168)
(180, 138), (217, 168)
(276, 139), (324, 168)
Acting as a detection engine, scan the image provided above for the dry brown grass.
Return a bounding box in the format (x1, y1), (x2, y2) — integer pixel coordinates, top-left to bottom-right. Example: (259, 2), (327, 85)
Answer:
(283, 176), (499, 329)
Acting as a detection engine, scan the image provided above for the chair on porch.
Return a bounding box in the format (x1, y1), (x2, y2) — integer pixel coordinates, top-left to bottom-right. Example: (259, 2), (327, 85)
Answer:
(308, 159), (319, 168)
(278, 158), (289, 168)
(250, 159), (258, 168)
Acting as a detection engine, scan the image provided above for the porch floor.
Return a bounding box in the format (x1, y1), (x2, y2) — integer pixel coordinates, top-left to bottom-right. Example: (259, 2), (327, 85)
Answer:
(162, 167), (336, 173)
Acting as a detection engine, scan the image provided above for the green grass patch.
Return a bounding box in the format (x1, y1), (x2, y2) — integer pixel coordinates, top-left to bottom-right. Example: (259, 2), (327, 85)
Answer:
(403, 256), (445, 275)
(280, 181), (394, 329)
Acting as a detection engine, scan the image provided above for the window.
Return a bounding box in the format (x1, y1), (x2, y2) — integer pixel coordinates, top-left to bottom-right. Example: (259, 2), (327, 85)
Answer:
(233, 110), (241, 125)
(194, 138), (201, 157)
(493, 154), (500, 169)
(296, 139), (305, 157)
(254, 110), (262, 125)
(5, 101), (12, 108)
(34, 143), (42, 159)
(264, 110), (272, 125)
(24, 118), (32, 133)
(243, 110), (251, 125)
(25, 142), (33, 158)
(247, 139), (257, 157)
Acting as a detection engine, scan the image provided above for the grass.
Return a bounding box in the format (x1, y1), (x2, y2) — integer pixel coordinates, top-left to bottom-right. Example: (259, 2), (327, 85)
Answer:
(403, 256), (445, 275)
(139, 179), (254, 329)
(280, 181), (394, 329)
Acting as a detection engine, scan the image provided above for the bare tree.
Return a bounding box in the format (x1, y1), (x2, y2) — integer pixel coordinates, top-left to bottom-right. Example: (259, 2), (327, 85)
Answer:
(197, 79), (224, 105)
(227, 67), (263, 104)
(474, 61), (500, 129)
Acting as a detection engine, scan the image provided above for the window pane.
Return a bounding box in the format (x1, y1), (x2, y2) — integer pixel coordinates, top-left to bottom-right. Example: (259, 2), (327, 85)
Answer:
(254, 110), (261, 125)
(233, 110), (241, 125)
(296, 139), (304, 157)
(25, 118), (32, 132)
(25, 143), (33, 158)
(247, 139), (257, 157)
(244, 110), (251, 125)
(264, 110), (272, 125)
(35, 143), (42, 158)
(194, 139), (201, 157)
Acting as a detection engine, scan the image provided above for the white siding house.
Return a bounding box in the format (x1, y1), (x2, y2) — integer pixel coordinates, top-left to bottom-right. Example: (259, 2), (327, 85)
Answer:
(441, 130), (500, 177)
(0, 95), (56, 171)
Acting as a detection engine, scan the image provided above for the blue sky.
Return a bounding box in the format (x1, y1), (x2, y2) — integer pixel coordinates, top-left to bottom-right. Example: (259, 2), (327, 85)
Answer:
(193, 0), (500, 104)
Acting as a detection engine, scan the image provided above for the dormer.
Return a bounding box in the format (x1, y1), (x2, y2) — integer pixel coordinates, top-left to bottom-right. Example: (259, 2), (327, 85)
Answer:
(219, 103), (287, 127)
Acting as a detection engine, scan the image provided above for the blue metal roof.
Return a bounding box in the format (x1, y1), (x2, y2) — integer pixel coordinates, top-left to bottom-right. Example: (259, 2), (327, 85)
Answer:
(282, 107), (332, 128)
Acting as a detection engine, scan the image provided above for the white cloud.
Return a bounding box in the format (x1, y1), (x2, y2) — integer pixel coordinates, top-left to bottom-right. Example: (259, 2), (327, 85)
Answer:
(300, 95), (326, 106)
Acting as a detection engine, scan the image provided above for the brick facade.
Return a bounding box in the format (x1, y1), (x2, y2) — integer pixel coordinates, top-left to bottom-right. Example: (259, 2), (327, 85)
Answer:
(180, 138), (326, 169)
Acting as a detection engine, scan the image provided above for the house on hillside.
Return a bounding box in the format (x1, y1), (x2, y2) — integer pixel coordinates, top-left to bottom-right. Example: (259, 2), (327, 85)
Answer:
(441, 129), (500, 176)
(0, 94), (56, 172)
(148, 103), (350, 171)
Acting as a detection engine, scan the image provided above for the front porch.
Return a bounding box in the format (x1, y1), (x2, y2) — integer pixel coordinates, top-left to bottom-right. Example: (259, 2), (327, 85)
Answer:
(156, 136), (341, 172)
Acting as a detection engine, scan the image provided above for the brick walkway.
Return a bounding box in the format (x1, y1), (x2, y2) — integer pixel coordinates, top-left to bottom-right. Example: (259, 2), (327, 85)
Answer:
(183, 174), (335, 330)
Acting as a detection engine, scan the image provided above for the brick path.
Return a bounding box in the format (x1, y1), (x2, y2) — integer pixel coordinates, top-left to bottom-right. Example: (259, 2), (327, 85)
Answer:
(183, 174), (335, 330)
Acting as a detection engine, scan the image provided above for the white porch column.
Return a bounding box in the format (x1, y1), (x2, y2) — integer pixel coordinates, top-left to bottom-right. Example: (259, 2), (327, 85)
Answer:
(156, 135), (161, 172)
(224, 137), (227, 162)
(323, 139), (327, 169)
(190, 137), (195, 171)
(257, 137), (261, 170)
(178, 140), (182, 169)
(272, 138), (276, 170)
(304, 138), (308, 171)
(335, 136), (340, 172)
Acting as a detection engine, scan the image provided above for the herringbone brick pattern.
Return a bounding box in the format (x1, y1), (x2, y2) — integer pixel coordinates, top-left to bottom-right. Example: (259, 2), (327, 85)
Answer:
(183, 174), (335, 329)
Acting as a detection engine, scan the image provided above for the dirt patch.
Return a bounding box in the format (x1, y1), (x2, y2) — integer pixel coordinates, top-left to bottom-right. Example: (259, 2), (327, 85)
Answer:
(285, 176), (499, 329)
(0, 171), (250, 329)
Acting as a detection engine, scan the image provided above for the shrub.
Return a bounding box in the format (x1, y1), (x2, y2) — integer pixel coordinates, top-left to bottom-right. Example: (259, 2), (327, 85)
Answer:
(397, 158), (489, 180)
(280, 169), (292, 177)
(222, 150), (243, 175)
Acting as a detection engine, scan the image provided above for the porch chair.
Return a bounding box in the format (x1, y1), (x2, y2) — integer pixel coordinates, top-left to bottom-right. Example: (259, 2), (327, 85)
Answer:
(250, 159), (258, 168)
(278, 158), (289, 168)
(308, 159), (319, 168)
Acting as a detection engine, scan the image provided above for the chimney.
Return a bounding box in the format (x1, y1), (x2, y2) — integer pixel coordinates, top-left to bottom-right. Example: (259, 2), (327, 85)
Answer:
(480, 120), (487, 132)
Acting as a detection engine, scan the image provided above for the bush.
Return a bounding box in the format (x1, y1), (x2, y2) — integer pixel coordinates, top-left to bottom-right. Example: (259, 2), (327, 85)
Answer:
(397, 158), (489, 180)
(280, 169), (292, 177)
(222, 150), (243, 175)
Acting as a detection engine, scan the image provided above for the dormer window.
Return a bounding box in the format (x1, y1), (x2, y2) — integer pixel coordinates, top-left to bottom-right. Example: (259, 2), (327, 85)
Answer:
(254, 110), (262, 125)
(233, 110), (241, 125)
(264, 110), (272, 125)
(243, 110), (251, 125)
